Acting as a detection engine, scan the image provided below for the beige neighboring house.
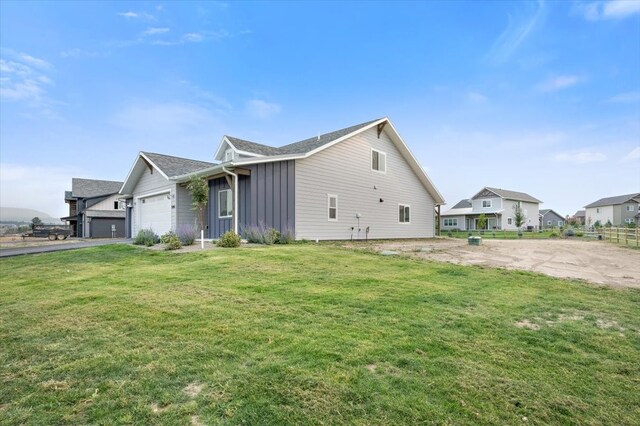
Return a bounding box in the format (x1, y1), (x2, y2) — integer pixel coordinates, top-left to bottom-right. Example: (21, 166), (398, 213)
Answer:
(584, 193), (640, 227)
(441, 187), (542, 231)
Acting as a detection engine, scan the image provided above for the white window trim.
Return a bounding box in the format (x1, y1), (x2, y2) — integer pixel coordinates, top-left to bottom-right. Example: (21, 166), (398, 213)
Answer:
(558, 220), (564, 226)
(218, 189), (232, 218)
(327, 194), (338, 221)
(547, 220), (552, 225)
(482, 200), (492, 208)
(625, 218), (635, 224)
(626, 205), (635, 212)
(398, 203), (411, 224)
(371, 148), (387, 174)
(507, 217), (513, 225)
(224, 149), (235, 162)
(444, 218), (458, 227)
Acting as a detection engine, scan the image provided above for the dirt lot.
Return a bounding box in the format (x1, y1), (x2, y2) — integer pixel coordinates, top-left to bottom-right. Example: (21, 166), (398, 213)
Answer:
(352, 238), (640, 289)
(0, 234), (79, 248)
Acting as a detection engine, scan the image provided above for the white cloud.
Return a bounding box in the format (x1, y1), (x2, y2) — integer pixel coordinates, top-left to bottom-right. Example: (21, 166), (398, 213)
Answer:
(0, 164), (84, 218)
(143, 27), (170, 36)
(118, 11), (156, 21)
(466, 92), (487, 103)
(183, 33), (204, 42)
(574, 1), (640, 21)
(245, 99), (281, 120)
(536, 75), (583, 92)
(623, 146), (640, 161)
(485, 1), (545, 64)
(554, 150), (607, 164)
(0, 52), (55, 115)
(606, 91), (640, 103)
(60, 48), (100, 58)
(18, 53), (51, 69)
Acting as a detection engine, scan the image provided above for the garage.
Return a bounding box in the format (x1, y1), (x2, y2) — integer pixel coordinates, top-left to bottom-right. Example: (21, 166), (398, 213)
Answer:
(138, 192), (172, 235)
(89, 218), (125, 238)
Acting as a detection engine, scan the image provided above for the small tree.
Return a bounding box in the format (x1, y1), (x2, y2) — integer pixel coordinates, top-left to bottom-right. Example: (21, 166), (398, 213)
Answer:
(513, 203), (525, 236)
(186, 176), (208, 232)
(477, 213), (487, 233)
(31, 217), (42, 227)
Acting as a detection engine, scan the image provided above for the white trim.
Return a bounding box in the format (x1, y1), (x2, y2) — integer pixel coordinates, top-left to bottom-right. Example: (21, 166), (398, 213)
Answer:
(443, 218), (458, 227)
(398, 203), (411, 224)
(370, 148), (387, 174)
(507, 217), (513, 225)
(119, 152), (170, 195)
(482, 200), (492, 208)
(218, 189), (232, 219)
(626, 205), (635, 212)
(214, 136), (268, 161)
(327, 194), (338, 221)
(135, 190), (172, 235)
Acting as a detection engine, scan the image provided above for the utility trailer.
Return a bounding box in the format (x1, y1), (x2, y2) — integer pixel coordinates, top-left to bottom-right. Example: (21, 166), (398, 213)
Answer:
(24, 224), (73, 240)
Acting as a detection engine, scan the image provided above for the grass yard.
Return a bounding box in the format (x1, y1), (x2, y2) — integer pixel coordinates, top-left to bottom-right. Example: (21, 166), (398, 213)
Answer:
(1, 244), (639, 425)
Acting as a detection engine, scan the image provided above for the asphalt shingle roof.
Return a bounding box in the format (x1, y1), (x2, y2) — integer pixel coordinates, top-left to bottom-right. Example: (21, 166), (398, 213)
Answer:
(484, 187), (542, 203)
(142, 152), (216, 178)
(573, 210), (586, 217)
(584, 193), (640, 208)
(71, 178), (123, 198)
(224, 118), (382, 157)
(451, 199), (472, 209)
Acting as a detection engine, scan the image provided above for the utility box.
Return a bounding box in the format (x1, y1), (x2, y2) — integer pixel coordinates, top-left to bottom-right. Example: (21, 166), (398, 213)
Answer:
(468, 236), (482, 246)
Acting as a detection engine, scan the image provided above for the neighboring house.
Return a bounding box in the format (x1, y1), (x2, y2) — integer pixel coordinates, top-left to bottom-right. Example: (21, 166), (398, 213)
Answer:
(61, 178), (126, 238)
(572, 210), (586, 225)
(441, 187), (542, 231)
(119, 117), (445, 240)
(584, 193), (640, 227)
(539, 209), (565, 229)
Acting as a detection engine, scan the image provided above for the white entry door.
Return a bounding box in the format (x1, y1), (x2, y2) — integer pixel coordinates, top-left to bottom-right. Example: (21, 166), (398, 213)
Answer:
(138, 193), (171, 235)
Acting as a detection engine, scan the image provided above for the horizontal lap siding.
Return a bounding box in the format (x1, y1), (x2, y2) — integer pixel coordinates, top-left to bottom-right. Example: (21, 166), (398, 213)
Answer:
(176, 184), (199, 230)
(131, 168), (176, 236)
(295, 127), (435, 240)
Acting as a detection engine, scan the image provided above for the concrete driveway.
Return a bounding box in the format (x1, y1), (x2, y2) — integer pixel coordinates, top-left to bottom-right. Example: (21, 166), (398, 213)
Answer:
(0, 239), (131, 258)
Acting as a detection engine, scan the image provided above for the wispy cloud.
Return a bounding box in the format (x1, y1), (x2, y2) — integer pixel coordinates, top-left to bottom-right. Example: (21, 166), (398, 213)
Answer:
(554, 150), (606, 164)
(59, 48), (99, 58)
(536, 74), (584, 92)
(485, 0), (546, 64)
(142, 27), (170, 36)
(0, 51), (57, 116)
(466, 92), (487, 104)
(245, 99), (281, 120)
(623, 146), (640, 161)
(118, 11), (157, 21)
(605, 91), (640, 103)
(574, 1), (640, 21)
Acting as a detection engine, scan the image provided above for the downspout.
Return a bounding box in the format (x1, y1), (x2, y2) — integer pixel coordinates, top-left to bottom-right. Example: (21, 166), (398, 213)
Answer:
(222, 166), (239, 235)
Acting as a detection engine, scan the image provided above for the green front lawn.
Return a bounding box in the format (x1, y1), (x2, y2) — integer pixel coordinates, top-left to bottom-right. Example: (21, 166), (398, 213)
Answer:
(1, 245), (639, 425)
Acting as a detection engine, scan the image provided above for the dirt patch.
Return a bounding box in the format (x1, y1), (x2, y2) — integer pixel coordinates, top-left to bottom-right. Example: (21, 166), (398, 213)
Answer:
(0, 235), (79, 248)
(183, 382), (204, 398)
(357, 238), (640, 289)
(191, 415), (204, 426)
(150, 403), (170, 414)
(515, 320), (540, 330)
(366, 364), (377, 372)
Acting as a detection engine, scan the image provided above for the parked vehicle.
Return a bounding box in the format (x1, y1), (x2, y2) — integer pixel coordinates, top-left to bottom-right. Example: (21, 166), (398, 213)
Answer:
(24, 224), (72, 240)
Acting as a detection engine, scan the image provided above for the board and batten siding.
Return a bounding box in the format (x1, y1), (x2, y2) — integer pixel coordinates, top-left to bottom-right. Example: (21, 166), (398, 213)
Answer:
(208, 178), (232, 238)
(130, 167), (176, 236)
(295, 127), (435, 240)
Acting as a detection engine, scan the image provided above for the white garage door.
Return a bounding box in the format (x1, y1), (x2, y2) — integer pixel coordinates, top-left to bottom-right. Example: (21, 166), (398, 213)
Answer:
(138, 193), (171, 235)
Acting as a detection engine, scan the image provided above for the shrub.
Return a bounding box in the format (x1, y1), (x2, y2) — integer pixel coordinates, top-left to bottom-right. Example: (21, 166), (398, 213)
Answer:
(575, 231), (584, 237)
(134, 229), (159, 246)
(565, 228), (575, 237)
(242, 223), (291, 244)
(278, 227), (295, 244)
(217, 231), (241, 248)
(176, 224), (197, 245)
(549, 231), (559, 238)
(164, 234), (182, 250)
(263, 228), (280, 245)
(160, 231), (177, 244)
(242, 225), (264, 244)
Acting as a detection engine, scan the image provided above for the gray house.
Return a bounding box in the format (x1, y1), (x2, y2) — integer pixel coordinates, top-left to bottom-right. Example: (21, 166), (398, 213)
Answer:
(584, 193), (640, 227)
(119, 117), (445, 240)
(539, 209), (565, 230)
(441, 187), (542, 231)
(61, 178), (126, 238)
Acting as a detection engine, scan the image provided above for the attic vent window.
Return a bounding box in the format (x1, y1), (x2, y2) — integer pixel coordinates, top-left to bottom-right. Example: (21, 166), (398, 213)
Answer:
(371, 149), (386, 173)
(224, 149), (234, 162)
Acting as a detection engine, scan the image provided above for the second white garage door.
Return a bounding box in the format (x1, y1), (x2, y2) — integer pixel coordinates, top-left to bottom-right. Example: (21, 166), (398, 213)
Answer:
(138, 193), (171, 235)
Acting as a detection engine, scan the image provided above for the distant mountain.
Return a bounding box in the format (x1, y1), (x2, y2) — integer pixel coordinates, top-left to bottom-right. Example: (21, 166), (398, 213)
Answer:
(0, 207), (62, 224)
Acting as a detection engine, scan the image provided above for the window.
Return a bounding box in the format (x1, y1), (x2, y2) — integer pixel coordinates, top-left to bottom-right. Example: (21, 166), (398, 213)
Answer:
(399, 204), (410, 223)
(625, 218), (635, 224)
(547, 220), (552, 225)
(444, 218), (458, 227)
(113, 201), (119, 210)
(558, 220), (564, 226)
(219, 189), (232, 218)
(482, 200), (492, 208)
(328, 194), (338, 221)
(371, 149), (386, 173)
(626, 205), (635, 212)
(596, 208), (600, 213)
(224, 149), (234, 162)
(507, 217), (513, 225)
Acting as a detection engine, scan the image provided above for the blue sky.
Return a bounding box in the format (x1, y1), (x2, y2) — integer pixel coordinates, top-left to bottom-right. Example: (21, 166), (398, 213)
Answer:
(1, 0), (639, 219)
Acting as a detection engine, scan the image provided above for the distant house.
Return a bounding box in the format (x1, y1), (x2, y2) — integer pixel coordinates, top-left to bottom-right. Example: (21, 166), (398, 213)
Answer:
(539, 209), (565, 230)
(572, 210), (586, 225)
(61, 178), (125, 238)
(584, 193), (640, 227)
(119, 117), (445, 240)
(441, 187), (542, 231)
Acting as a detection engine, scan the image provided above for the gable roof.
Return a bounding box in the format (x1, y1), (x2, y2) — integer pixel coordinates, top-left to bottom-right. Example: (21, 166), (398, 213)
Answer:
(120, 152), (215, 196)
(573, 210), (585, 217)
(72, 178), (123, 198)
(472, 187), (542, 203)
(584, 193), (640, 208)
(451, 199), (472, 209)
(141, 152), (215, 178)
(540, 209), (563, 219)
(224, 137), (282, 156)
(183, 117), (445, 205)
